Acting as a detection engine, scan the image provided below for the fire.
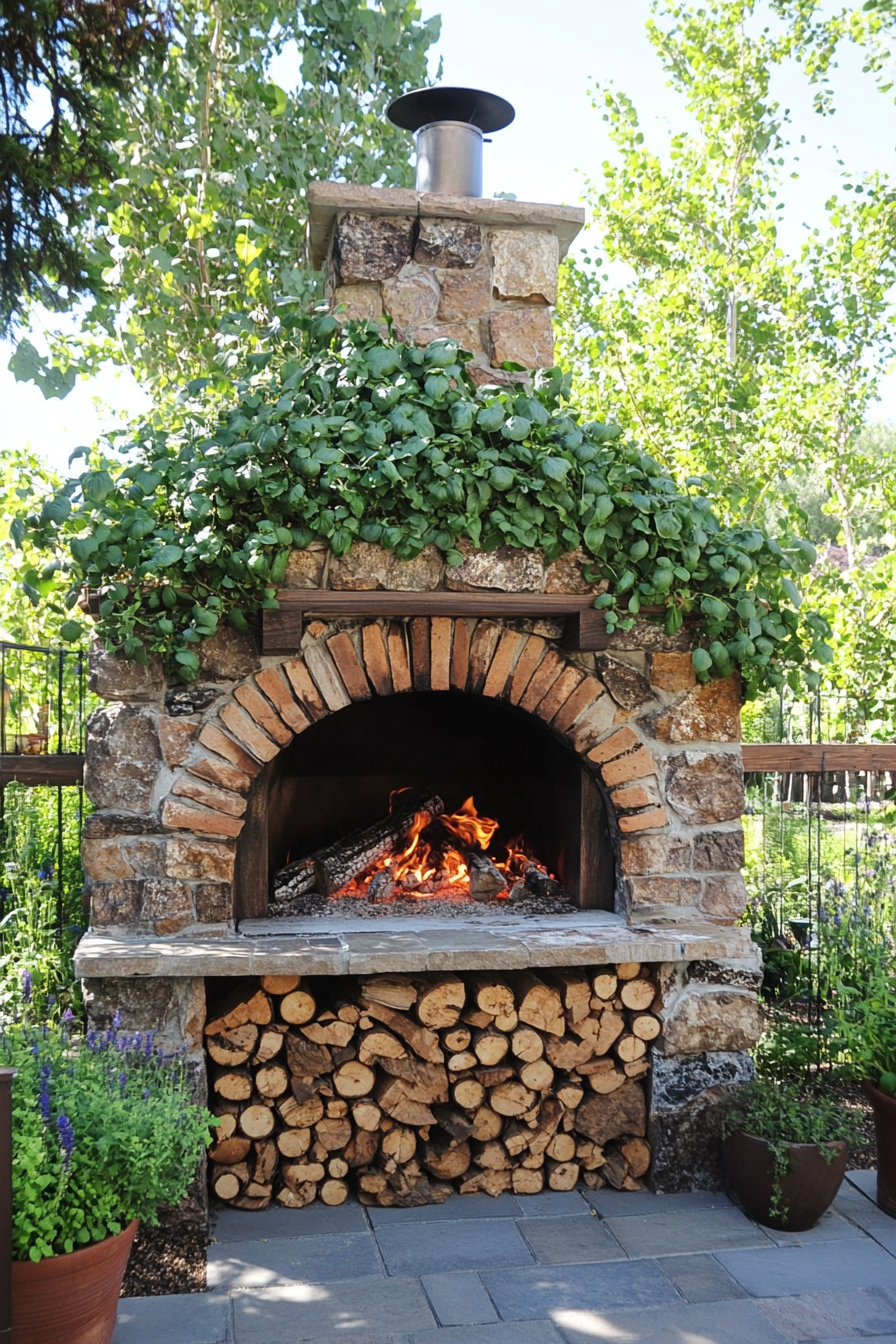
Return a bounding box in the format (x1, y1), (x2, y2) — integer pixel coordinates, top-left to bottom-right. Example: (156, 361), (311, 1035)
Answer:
(333, 792), (547, 904)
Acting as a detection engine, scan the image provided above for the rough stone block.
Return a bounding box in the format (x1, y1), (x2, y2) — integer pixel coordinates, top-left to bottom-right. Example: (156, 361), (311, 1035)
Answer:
(165, 838), (234, 882)
(445, 539), (545, 592)
(84, 705), (161, 813)
(195, 881), (232, 923)
(88, 642), (165, 702)
(665, 751), (744, 824)
(489, 228), (559, 303)
(414, 219), (483, 267)
(165, 685), (221, 717)
(437, 264), (492, 322)
(649, 1048), (754, 1192)
(282, 547), (327, 590)
(618, 806), (670, 833)
(650, 651), (698, 693)
(335, 211), (415, 282)
(688, 959), (763, 991)
(157, 717), (197, 767)
(620, 834), (691, 876)
(488, 306), (555, 368)
(702, 873), (749, 922)
(141, 878), (194, 935)
(413, 319), (484, 352)
(693, 829), (745, 871)
(332, 281), (383, 321)
(82, 837), (136, 882)
(83, 974), (207, 1061)
(196, 625), (260, 681)
(89, 879), (142, 926)
(545, 549), (596, 594)
(646, 675), (741, 744)
(663, 987), (763, 1055)
(383, 268), (441, 328)
(627, 876), (702, 909)
(596, 654), (653, 710)
(83, 812), (162, 839)
(329, 540), (443, 591)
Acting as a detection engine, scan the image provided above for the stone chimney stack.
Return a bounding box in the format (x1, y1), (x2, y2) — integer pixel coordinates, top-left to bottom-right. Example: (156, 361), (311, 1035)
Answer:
(307, 182), (584, 384)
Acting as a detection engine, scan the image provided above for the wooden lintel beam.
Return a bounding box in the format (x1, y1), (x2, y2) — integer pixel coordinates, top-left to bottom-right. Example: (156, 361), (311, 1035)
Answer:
(0, 754), (85, 789)
(742, 744), (896, 773)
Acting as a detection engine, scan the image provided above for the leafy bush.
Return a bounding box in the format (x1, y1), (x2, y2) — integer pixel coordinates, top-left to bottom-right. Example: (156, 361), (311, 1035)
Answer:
(21, 319), (831, 691)
(828, 965), (896, 1095)
(1, 1017), (213, 1260)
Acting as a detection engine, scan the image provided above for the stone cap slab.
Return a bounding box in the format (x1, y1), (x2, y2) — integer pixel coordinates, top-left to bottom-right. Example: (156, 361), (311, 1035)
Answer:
(74, 912), (758, 978)
(308, 181), (585, 269)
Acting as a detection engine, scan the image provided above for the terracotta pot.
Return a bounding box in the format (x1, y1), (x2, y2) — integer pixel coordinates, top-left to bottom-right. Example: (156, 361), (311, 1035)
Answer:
(12, 1219), (138, 1344)
(864, 1080), (896, 1218)
(723, 1129), (848, 1232)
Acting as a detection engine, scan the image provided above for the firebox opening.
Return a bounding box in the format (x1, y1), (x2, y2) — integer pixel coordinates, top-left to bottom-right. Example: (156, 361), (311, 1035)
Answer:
(234, 693), (615, 920)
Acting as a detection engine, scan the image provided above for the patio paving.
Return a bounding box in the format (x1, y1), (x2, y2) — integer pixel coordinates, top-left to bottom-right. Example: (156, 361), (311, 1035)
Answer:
(113, 1170), (896, 1344)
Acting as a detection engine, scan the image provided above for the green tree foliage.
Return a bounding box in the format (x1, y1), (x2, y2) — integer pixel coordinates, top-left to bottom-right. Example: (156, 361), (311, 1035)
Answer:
(0, 447), (71, 646)
(12, 0), (439, 397)
(0, 0), (167, 336)
(21, 320), (830, 694)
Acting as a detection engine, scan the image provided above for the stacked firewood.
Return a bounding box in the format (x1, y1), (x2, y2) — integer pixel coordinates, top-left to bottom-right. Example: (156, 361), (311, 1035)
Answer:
(206, 964), (659, 1211)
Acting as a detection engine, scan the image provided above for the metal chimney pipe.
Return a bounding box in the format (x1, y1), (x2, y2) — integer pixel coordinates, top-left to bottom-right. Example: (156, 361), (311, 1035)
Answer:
(387, 86), (515, 197)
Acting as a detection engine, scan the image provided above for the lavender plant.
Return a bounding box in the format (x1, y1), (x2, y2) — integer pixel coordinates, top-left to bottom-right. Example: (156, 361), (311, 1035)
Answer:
(0, 1014), (213, 1260)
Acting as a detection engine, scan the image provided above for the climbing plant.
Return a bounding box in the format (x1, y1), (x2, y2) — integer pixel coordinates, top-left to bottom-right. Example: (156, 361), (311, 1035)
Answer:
(19, 319), (831, 693)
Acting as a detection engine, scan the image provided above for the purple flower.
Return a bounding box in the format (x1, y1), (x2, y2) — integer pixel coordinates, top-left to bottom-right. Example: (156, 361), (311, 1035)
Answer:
(21, 969), (32, 1004)
(47, 995), (56, 1007)
(39, 1065), (51, 1123)
(119, 1071), (127, 1090)
(62, 1008), (74, 1022)
(142, 1088), (151, 1101)
(56, 1113), (75, 1169)
(112, 1010), (122, 1030)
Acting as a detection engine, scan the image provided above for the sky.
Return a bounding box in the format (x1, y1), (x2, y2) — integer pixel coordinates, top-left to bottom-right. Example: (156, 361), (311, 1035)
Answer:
(3, 0), (895, 477)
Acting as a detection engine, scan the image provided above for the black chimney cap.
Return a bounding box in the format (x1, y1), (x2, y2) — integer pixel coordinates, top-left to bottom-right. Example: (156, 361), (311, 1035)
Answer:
(387, 86), (515, 134)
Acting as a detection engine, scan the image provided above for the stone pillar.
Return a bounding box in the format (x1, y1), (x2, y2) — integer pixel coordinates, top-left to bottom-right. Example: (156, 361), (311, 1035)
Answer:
(307, 182), (584, 382)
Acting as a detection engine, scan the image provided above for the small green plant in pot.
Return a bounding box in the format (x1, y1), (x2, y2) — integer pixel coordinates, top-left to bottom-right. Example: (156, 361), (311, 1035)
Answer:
(829, 969), (896, 1216)
(722, 1079), (861, 1231)
(1, 1000), (214, 1344)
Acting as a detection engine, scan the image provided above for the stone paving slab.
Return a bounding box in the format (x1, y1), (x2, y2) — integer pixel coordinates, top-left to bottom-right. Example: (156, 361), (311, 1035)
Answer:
(715, 1238), (896, 1298)
(212, 1200), (368, 1242)
(420, 1271), (498, 1326)
(481, 1259), (679, 1320)
(208, 1231), (382, 1289)
(581, 1187), (734, 1217)
(553, 1298), (790, 1343)
(375, 1217), (534, 1276)
(517, 1214), (626, 1264)
(657, 1252), (750, 1303)
(114, 1292), (230, 1344)
(366, 1193), (520, 1226)
(408, 1323), (564, 1344)
(510, 1191), (589, 1218)
(762, 1208), (866, 1247)
(755, 1288), (896, 1339)
(602, 1205), (773, 1258)
(845, 1168), (879, 1201)
(229, 1276), (436, 1341)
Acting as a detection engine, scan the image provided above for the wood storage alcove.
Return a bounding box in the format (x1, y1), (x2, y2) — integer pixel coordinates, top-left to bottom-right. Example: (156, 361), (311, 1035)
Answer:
(232, 690), (616, 920)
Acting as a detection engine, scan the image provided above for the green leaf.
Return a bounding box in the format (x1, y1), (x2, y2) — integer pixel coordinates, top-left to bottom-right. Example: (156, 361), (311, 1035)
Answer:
(153, 545), (184, 567)
(541, 456), (569, 481)
(501, 416), (531, 442)
(692, 648), (713, 672)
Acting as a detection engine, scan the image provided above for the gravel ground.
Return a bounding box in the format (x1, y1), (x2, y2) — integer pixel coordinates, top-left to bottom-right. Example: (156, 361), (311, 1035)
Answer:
(121, 1223), (207, 1297)
(270, 890), (576, 919)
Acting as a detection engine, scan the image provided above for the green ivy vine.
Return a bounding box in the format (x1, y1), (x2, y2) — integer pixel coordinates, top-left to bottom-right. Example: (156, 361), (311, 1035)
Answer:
(19, 315), (832, 690)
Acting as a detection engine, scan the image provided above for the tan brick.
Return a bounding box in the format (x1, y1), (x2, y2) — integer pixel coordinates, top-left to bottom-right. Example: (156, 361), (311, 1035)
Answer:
(518, 649), (564, 713)
(157, 718), (197, 768)
(620, 834), (692, 875)
(165, 838), (235, 882)
(430, 617), (453, 692)
(326, 631), (371, 700)
(187, 755), (253, 794)
(618, 806), (670, 833)
(282, 658), (328, 720)
(233, 682), (293, 745)
(611, 782), (658, 811)
(535, 665), (583, 724)
(587, 727), (640, 765)
(600, 745), (657, 787)
(413, 319), (483, 353)
(173, 775), (247, 819)
(507, 634), (546, 704)
(650, 652), (697, 693)
(303, 643), (351, 711)
(198, 724), (263, 776)
(702, 873), (749, 923)
(161, 798), (244, 838)
(219, 702), (280, 762)
(362, 623), (393, 696)
(566, 694), (617, 753)
(469, 621), (503, 694)
(551, 677), (604, 733)
(255, 667), (312, 733)
(387, 621), (412, 693)
(627, 875), (701, 907)
(450, 618), (473, 691)
(482, 629), (525, 698)
(409, 617), (431, 691)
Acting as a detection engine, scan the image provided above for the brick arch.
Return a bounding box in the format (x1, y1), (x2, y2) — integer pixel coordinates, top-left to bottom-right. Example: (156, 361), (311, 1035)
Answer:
(160, 617), (670, 848)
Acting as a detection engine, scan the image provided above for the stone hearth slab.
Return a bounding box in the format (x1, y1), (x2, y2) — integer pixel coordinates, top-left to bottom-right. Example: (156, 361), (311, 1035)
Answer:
(75, 912), (758, 978)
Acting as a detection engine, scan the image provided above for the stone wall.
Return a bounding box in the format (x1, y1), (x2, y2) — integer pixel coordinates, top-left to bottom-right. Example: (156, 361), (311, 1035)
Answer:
(308, 182), (584, 382)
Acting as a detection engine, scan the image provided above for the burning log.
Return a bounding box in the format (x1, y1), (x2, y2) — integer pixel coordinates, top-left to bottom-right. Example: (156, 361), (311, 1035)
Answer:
(312, 789), (444, 896)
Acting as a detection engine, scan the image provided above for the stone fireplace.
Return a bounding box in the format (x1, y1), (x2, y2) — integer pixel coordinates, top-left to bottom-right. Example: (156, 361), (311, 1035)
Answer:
(74, 179), (763, 1222)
